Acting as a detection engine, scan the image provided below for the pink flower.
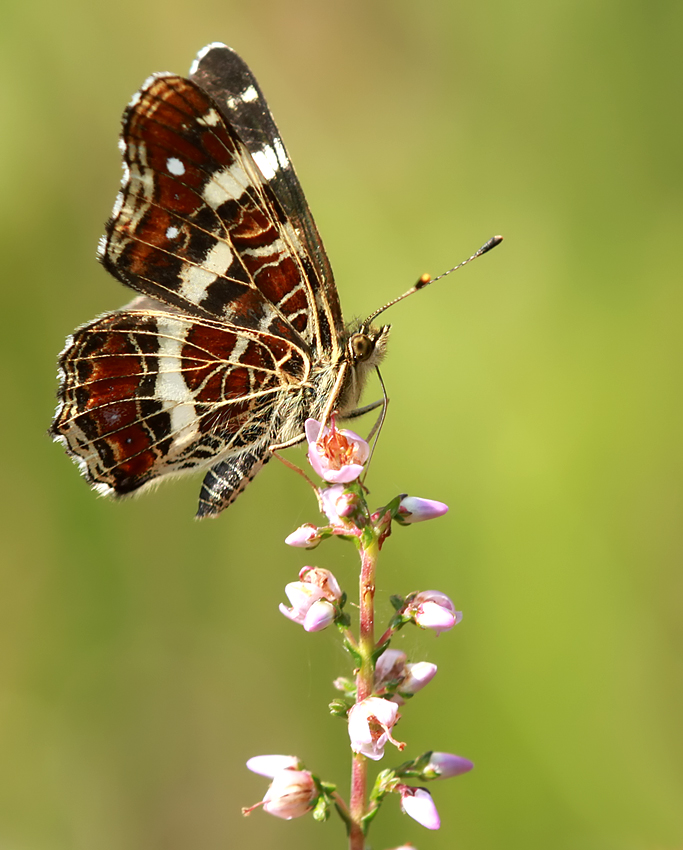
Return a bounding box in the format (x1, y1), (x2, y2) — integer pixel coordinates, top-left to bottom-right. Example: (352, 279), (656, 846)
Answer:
(279, 567), (342, 632)
(397, 496), (449, 523)
(347, 697), (404, 761)
(243, 756), (317, 821)
(285, 524), (321, 549)
(423, 751), (474, 779)
(399, 786), (441, 830)
(410, 591), (462, 635)
(262, 768), (318, 819)
(305, 418), (369, 483)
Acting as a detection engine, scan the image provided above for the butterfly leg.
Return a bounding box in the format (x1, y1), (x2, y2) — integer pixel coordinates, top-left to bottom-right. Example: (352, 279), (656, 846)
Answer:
(196, 446), (270, 519)
(341, 399), (384, 420)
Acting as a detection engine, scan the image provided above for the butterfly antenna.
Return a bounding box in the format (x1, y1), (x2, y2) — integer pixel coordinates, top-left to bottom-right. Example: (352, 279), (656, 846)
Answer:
(365, 234), (503, 325)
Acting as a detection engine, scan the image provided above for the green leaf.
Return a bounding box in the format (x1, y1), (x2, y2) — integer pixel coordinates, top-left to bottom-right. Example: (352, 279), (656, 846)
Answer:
(312, 795), (330, 822)
(329, 699), (352, 717)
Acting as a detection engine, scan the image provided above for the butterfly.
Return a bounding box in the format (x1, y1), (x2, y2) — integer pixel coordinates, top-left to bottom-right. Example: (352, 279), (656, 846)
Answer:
(51, 43), (501, 518)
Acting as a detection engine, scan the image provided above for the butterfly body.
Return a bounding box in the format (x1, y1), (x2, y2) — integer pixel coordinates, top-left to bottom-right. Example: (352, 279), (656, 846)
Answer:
(52, 47), (389, 517)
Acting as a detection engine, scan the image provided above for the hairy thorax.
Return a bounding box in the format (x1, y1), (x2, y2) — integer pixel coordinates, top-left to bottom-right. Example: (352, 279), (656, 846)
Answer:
(273, 322), (390, 446)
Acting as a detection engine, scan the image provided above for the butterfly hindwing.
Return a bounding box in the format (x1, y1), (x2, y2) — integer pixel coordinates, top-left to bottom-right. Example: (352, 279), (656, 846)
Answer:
(52, 308), (309, 497)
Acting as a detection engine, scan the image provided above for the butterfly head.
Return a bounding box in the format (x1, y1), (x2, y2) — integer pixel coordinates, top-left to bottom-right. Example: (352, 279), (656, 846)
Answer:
(347, 323), (390, 369)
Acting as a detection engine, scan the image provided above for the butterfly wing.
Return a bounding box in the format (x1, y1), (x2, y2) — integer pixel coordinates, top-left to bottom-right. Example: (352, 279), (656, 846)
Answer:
(51, 308), (309, 507)
(189, 42), (344, 353)
(53, 47), (344, 516)
(100, 72), (342, 360)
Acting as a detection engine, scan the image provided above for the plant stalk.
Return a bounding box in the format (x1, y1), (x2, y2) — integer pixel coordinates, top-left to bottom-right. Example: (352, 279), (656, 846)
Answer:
(349, 531), (379, 849)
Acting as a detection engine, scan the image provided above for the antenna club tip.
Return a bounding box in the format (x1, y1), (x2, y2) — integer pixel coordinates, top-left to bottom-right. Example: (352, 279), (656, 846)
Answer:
(480, 234), (504, 255)
(416, 273), (431, 289)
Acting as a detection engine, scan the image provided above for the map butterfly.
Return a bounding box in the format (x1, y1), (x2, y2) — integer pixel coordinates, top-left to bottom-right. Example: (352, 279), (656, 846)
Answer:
(51, 43), (501, 518)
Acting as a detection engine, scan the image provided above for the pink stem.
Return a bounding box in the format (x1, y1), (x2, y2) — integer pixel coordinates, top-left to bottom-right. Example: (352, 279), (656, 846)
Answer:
(349, 534), (379, 849)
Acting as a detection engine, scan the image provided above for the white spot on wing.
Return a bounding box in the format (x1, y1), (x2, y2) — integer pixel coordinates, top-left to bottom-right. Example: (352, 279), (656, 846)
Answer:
(166, 157), (186, 176)
(202, 240), (234, 275)
(166, 225), (180, 240)
(273, 138), (289, 168)
(241, 84), (258, 103)
(197, 108), (221, 127)
(203, 160), (255, 208)
(252, 145), (279, 180)
(155, 316), (199, 450)
(178, 240), (233, 302)
(179, 267), (218, 302)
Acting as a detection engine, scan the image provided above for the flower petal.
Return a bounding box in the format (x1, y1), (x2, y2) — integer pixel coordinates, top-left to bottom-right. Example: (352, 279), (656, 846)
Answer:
(400, 787), (441, 830)
(303, 598), (337, 632)
(424, 752), (474, 779)
(398, 496), (449, 523)
(285, 524), (321, 549)
(246, 754), (301, 778)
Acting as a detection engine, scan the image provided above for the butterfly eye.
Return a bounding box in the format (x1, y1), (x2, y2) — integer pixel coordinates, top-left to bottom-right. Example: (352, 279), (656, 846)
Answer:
(349, 333), (375, 362)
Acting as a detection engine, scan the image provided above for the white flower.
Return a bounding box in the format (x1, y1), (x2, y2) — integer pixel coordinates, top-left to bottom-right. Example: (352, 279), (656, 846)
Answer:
(262, 769), (317, 820)
(347, 697), (404, 761)
(279, 567), (342, 632)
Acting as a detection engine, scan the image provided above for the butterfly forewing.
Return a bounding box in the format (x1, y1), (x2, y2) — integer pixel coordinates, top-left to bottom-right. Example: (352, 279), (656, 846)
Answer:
(101, 73), (332, 352)
(189, 42), (344, 354)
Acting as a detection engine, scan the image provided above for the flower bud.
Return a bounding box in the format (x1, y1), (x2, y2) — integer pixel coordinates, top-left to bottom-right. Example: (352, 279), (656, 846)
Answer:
(397, 496), (448, 524)
(348, 697), (404, 761)
(410, 591), (462, 635)
(305, 418), (369, 483)
(399, 662), (438, 696)
(422, 751), (474, 780)
(285, 524), (321, 549)
(398, 786), (441, 830)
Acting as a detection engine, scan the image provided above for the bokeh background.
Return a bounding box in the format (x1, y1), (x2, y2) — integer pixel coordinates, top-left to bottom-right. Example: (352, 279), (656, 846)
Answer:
(1, 1), (681, 848)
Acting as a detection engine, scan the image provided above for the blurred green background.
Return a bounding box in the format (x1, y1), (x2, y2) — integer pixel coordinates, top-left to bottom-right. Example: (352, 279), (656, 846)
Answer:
(1, 0), (681, 848)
